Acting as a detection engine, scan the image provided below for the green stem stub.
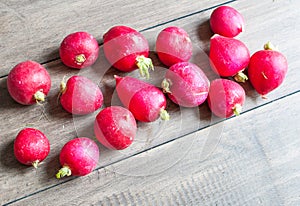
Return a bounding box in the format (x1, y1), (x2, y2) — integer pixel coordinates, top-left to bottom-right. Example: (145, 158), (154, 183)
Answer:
(136, 55), (154, 79)
(234, 71), (248, 83)
(160, 109), (170, 121)
(233, 104), (242, 116)
(161, 79), (171, 93)
(75, 54), (86, 65)
(56, 166), (72, 179)
(34, 90), (46, 102)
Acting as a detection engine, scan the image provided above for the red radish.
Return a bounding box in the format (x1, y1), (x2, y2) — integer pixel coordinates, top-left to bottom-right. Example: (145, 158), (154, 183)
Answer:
(14, 128), (50, 168)
(60, 76), (103, 115)
(7, 60), (51, 105)
(208, 78), (245, 118)
(59, 31), (99, 69)
(103, 26), (153, 78)
(94, 106), (137, 150)
(209, 34), (250, 82)
(162, 62), (209, 107)
(210, 6), (245, 37)
(248, 42), (288, 97)
(56, 137), (99, 178)
(115, 75), (169, 122)
(156, 26), (193, 66)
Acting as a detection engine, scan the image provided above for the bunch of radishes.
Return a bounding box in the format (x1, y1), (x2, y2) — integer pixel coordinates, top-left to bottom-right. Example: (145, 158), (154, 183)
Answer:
(7, 5), (288, 178)
(207, 5), (288, 117)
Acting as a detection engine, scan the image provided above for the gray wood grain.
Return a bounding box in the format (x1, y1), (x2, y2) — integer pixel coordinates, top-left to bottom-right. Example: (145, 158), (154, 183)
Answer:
(11, 92), (300, 206)
(0, 0), (300, 204)
(0, 0), (226, 76)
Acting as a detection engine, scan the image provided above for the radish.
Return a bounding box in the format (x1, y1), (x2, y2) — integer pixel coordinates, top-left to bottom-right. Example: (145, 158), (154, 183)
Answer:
(248, 42), (288, 97)
(156, 26), (193, 66)
(59, 31), (99, 69)
(7, 60), (51, 105)
(56, 137), (99, 178)
(210, 6), (245, 38)
(162, 62), (209, 107)
(94, 106), (137, 150)
(60, 76), (103, 115)
(14, 128), (50, 168)
(103, 25), (153, 78)
(209, 34), (250, 82)
(115, 75), (169, 122)
(207, 78), (245, 118)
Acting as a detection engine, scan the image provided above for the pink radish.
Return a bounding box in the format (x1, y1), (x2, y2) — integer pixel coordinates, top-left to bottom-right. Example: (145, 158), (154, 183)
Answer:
(208, 78), (245, 118)
(156, 26), (193, 66)
(56, 137), (99, 178)
(162, 62), (209, 107)
(14, 128), (50, 168)
(59, 31), (99, 69)
(210, 6), (245, 37)
(115, 75), (169, 122)
(209, 34), (250, 82)
(7, 60), (51, 105)
(248, 42), (288, 97)
(103, 25), (153, 78)
(60, 76), (103, 115)
(94, 106), (137, 150)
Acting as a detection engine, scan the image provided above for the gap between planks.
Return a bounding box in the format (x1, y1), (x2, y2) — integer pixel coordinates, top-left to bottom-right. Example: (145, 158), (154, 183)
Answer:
(7, 91), (300, 205)
(0, 0), (236, 79)
(1, 0), (300, 204)
(3, 90), (299, 206)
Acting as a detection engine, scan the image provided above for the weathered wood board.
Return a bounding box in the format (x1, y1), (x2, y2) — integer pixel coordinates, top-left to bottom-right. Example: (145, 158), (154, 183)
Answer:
(0, 0), (299, 205)
(11, 92), (300, 205)
(0, 0), (228, 76)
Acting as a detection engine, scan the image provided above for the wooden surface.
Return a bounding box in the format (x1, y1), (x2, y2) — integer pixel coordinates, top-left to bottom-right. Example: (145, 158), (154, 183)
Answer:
(0, 0), (299, 205)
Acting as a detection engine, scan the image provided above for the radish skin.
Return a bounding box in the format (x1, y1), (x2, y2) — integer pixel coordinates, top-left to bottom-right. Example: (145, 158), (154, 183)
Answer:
(59, 76), (103, 115)
(103, 26), (154, 78)
(56, 137), (99, 178)
(115, 75), (169, 122)
(7, 60), (51, 105)
(94, 106), (137, 150)
(14, 128), (50, 168)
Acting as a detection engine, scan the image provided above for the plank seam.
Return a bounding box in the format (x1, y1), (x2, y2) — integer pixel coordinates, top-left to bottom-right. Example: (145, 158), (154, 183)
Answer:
(3, 89), (299, 206)
(0, 0), (237, 79)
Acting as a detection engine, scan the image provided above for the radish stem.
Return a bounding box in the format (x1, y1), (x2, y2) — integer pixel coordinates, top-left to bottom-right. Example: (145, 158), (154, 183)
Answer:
(233, 104), (242, 116)
(161, 79), (171, 93)
(234, 71), (248, 83)
(32, 160), (40, 169)
(136, 55), (154, 79)
(56, 166), (72, 179)
(34, 91), (46, 102)
(75, 54), (86, 65)
(160, 109), (170, 121)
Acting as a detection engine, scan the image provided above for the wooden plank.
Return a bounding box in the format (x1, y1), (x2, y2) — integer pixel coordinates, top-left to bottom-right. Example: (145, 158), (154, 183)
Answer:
(1, 0), (300, 204)
(10, 92), (300, 205)
(0, 0), (227, 76)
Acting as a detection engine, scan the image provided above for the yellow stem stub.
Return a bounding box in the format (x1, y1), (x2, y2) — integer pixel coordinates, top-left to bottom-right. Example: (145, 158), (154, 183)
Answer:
(34, 91), (45, 103)
(233, 104), (242, 116)
(75, 54), (86, 65)
(56, 166), (72, 179)
(160, 109), (170, 121)
(60, 80), (67, 93)
(234, 71), (248, 83)
(161, 79), (171, 93)
(32, 160), (40, 169)
(264, 42), (277, 51)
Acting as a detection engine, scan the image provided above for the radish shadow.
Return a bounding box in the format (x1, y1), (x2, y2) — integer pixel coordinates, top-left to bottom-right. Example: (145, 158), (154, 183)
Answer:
(197, 18), (214, 54)
(0, 140), (30, 174)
